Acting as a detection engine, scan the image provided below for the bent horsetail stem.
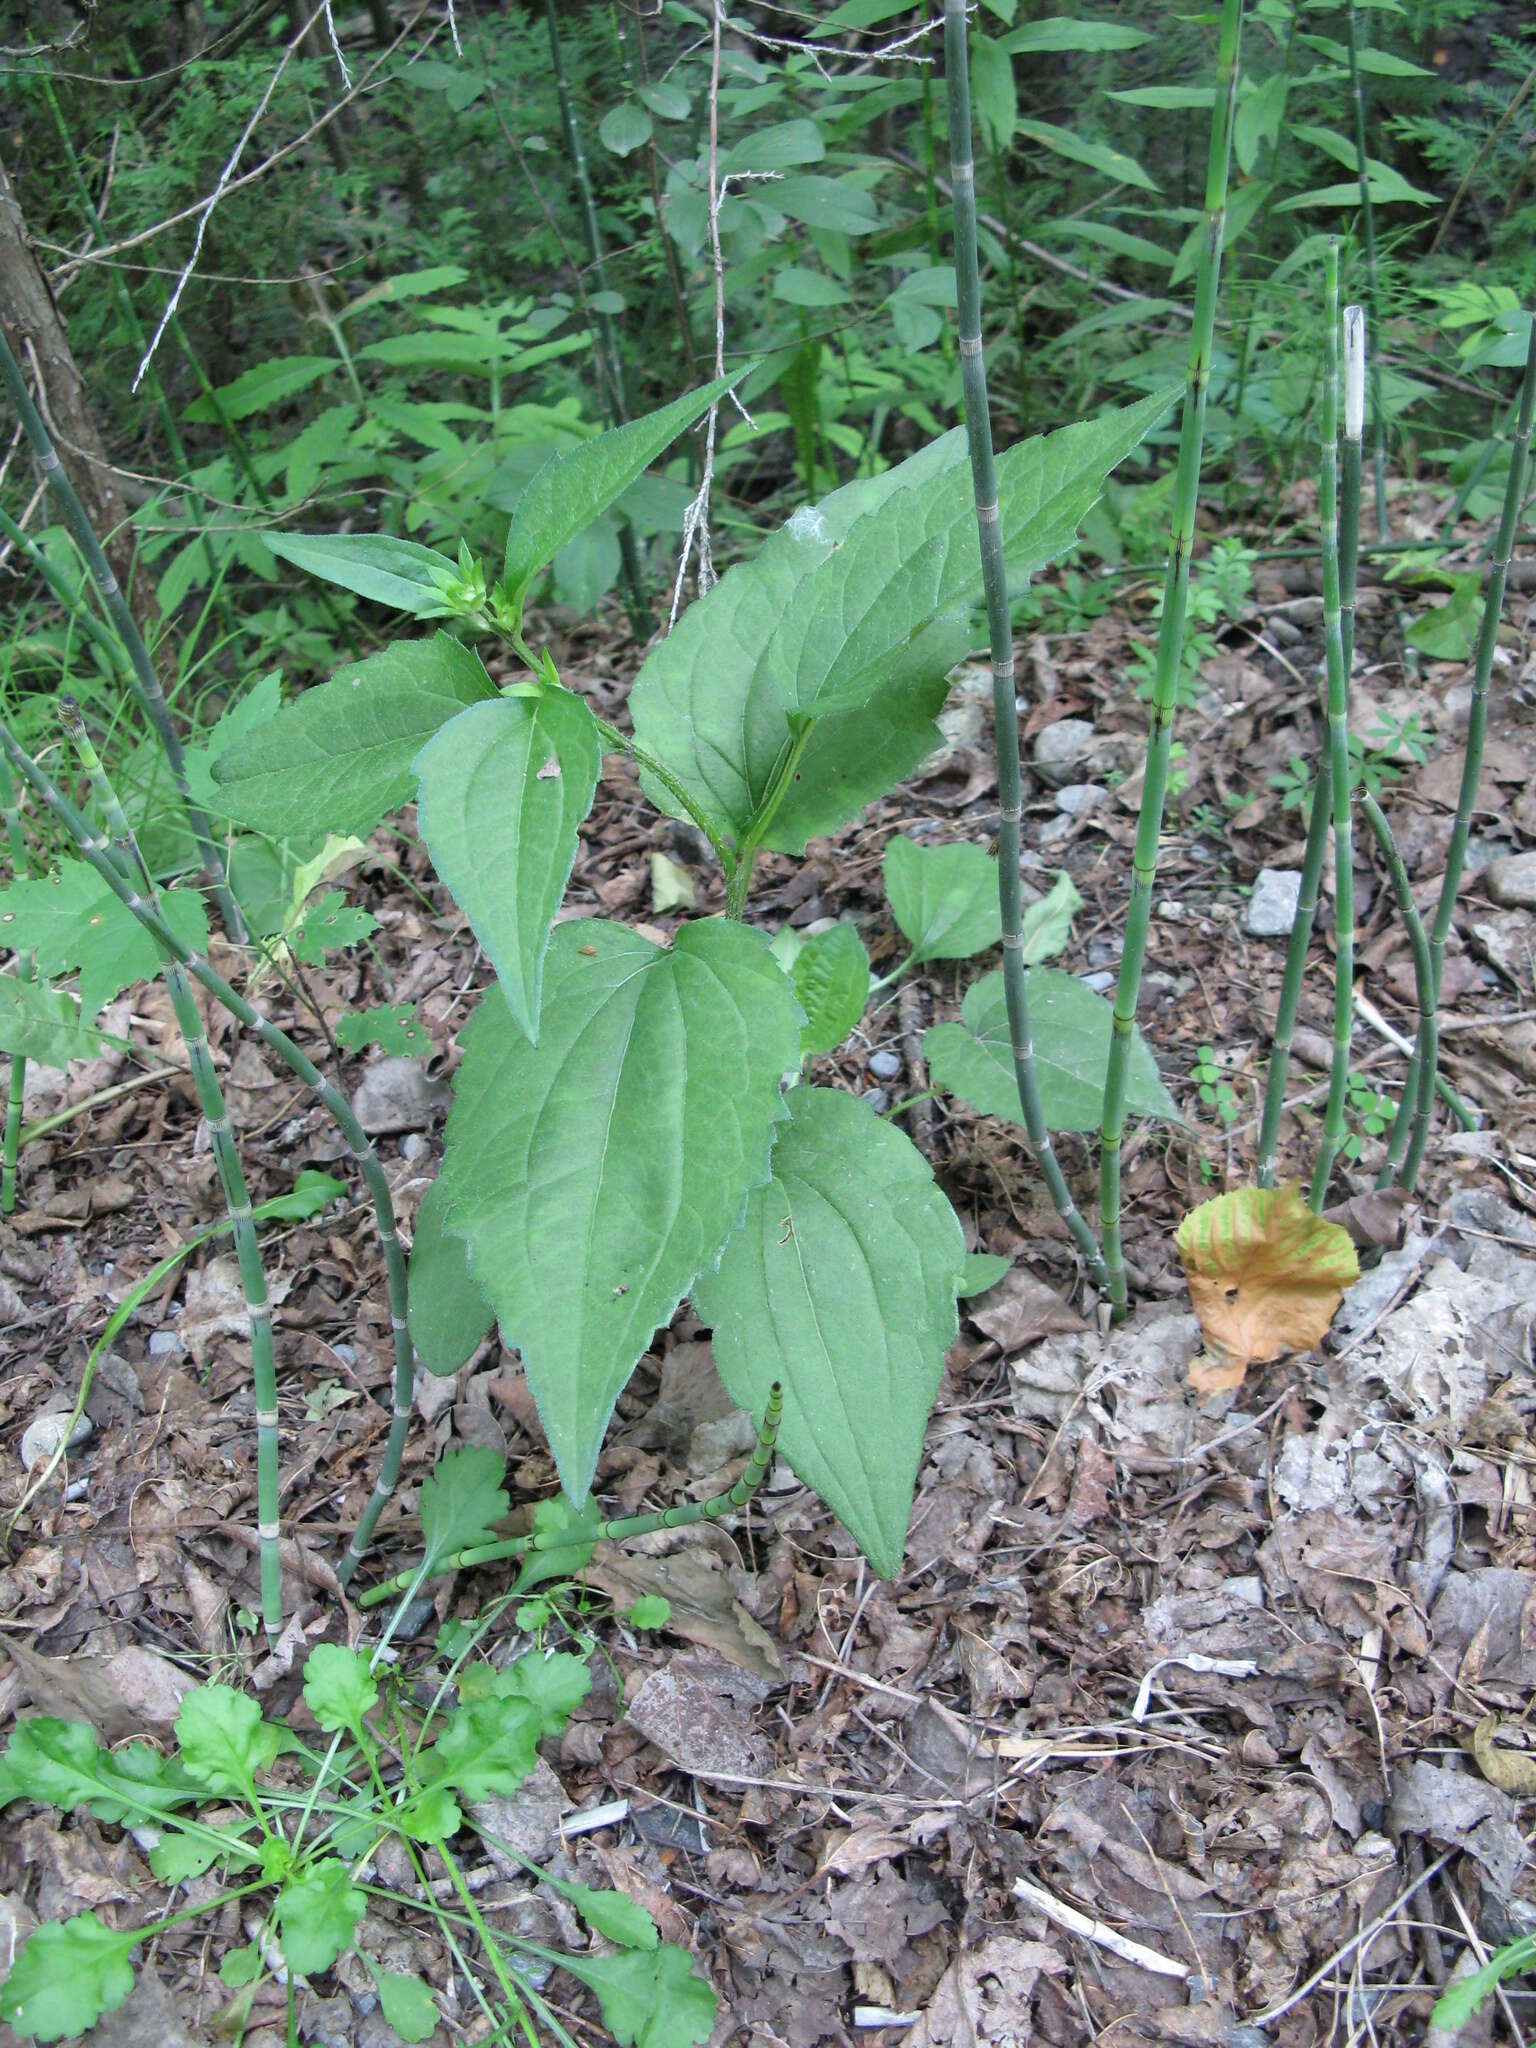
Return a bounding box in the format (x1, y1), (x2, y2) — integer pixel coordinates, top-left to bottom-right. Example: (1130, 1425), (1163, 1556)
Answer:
(0, 720), (415, 1589)
(1099, 0), (1244, 1312)
(1379, 309), (1536, 1190)
(1307, 243), (1356, 1212)
(357, 1384), (785, 1610)
(1360, 794), (1435, 1189)
(0, 329), (244, 941)
(1, 756), (33, 1215)
(944, 0), (1109, 1289)
(59, 702), (283, 1637)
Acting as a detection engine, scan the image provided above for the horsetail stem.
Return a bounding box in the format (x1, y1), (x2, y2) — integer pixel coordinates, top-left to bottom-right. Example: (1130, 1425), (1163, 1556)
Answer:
(59, 702), (283, 1636)
(0, 329), (245, 941)
(1360, 795), (1435, 1188)
(1379, 309), (1536, 1191)
(0, 756), (32, 1215)
(1098, 0), (1244, 1313)
(0, 720), (415, 1589)
(357, 1384), (784, 1610)
(1257, 302), (1364, 1189)
(0, 507), (133, 681)
(1345, 2), (1389, 542)
(943, 0), (1108, 1289)
(1307, 244), (1356, 1211)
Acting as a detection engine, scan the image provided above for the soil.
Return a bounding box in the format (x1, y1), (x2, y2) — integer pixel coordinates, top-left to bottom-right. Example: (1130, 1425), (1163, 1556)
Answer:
(2, 479), (1535, 2047)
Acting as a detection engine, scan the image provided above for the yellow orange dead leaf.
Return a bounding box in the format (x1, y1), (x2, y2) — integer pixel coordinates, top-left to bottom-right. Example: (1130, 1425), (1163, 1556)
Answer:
(1176, 1183), (1358, 1393)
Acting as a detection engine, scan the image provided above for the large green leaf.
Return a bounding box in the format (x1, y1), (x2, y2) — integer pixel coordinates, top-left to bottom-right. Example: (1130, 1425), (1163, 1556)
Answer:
(413, 689), (600, 1040)
(790, 922), (870, 1056)
(0, 865), (208, 1016)
(262, 532), (458, 615)
(436, 919), (803, 1505)
(769, 391), (1177, 725)
(630, 399), (1174, 851)
(883, 835), (1000, 964)
(183, 355), (338, 422)
(925, 969), (1177, 1133)
(408, 1174), (494, 1378)
(694, 1087), (962, 1577)
(503, 376), (741, 601)
(0, 976), (102, 1065)
(1014, 119), (1159, 191)
(211, 634), (497, 841)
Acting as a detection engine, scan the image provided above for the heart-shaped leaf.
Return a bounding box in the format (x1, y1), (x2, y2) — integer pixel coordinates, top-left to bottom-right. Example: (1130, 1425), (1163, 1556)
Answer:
(408, 1173), (495, 1378)
(924, 969), (1177, 1133)
(435, 919), (802, 1505)
(883, 835), (1001, 964)
(413, 688), (600, 1041)
(695, 1087), (963, 1577)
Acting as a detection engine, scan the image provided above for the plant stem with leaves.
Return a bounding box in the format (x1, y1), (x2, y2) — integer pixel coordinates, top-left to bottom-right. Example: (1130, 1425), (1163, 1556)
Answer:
(944, 0), (1108, 1288)
(0, 330), (245, 939)
(1098, 0), (1244, 1310)
(0, 722), (414, 1586)
(360, 1383), (782, 1607)
(60, 702), (283, 1634)
(1379, 309), (1536, 1188)
(1308, 243), (1355, 1210)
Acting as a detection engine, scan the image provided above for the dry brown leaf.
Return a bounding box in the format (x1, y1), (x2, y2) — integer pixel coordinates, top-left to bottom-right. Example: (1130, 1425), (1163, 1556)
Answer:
(2, 1640), (192, 1740)
(1177, 1183), (1359, 1390)
(1472, 1715), (1536, 1796)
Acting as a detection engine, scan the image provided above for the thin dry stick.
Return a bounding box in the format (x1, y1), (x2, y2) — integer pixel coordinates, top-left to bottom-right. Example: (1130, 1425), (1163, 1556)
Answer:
(134, 3), (330, 391)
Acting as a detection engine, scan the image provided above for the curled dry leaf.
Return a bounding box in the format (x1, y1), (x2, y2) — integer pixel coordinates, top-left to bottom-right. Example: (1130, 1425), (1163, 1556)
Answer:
(1176, 1183), (1359, 1394)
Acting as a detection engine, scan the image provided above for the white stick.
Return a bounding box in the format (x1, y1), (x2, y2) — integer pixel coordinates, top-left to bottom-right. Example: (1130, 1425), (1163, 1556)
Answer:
(1344, 305), (1366, 445)
(1012, 1877), (1189, 1979)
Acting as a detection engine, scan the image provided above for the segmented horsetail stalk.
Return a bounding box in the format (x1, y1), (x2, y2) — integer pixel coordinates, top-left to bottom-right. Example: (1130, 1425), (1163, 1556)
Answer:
(0, 721), (416, 1589)
(1, 756), (32, 1215)
(358, 1384), (784, 1609)
(0, 331), (244, 941)
(1098, 0), (1244, 1313)
(943, 0), (1108, 1289)
(1360, 795), (1435, 1187)
(1257, 303), (1364, 1188)
(1345, 1), (1389, 542)
(58, 702), (284, 1635)
(1379, 309), (1536, 1189)
(0, 508), (132, 682)
(1307, 244), (1356, 1211)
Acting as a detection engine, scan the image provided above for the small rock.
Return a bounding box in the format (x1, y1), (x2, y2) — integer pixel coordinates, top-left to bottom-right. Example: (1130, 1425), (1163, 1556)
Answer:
(1486, 851), (1536, 909)
(863, 1088), (890, 1113)
(1464, 835), (1512, 875)
(868, 1050), (902, 1080)
(400, 1131), (428, 1161)
(332, 1343), (357, 1367)
(1055, 781), (1106, 816)
(1032, 719), (1096, 788)
(350, 1057), (451, 1135)
(148, 1330), (184, 1360)
(20, 1410), (92, 1472)
(1082, 970), (1115, 994)
(1246, 867), (1303, 937)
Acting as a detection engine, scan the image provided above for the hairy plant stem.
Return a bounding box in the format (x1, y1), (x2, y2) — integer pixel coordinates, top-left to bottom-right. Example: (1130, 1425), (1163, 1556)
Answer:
(359, 1385), (782, 1608)
(0, 755), (32, 1213)
(1258, 307), (1365, 1186)
(541, 0), (652, 639)
(591, 712), (736, 879)
(0, 722), (415, 1587)
(1098, 0), (1243, 1311)
(1379, 310), (1536, 1188)
(0, 330), (245, 939)
(944, 0), (1108, 1287)
(59, 702), (283, 1634)
(1307, 244), (1355, 1211)
(1345, 0), (1389, 542)
(1360, 795), (1435, 1187)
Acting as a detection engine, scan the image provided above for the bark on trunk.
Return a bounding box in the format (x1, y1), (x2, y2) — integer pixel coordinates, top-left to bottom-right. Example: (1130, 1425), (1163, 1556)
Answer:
(0, 156), (143, 605)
